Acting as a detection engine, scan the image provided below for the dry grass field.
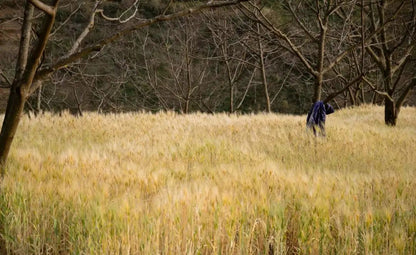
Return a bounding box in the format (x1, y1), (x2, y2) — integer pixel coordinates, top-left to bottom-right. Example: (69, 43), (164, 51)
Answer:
(0, 105), (415, 254)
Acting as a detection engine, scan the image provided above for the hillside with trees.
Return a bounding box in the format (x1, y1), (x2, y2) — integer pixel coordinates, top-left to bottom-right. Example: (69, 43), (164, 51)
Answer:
(1, 1), (415, 117)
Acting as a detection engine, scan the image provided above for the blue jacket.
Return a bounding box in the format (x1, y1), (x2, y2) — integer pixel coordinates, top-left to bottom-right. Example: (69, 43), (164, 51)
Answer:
(306, 101), (334, 127)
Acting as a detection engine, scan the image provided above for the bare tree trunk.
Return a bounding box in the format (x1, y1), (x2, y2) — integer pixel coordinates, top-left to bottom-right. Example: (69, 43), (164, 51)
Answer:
(371, 91), (378, 104)
(384, 97), (397, 126)
(313, 77), (323, 102)
(365, 1), (412, 126)
(185, 56), (191, 114)
(0, 0), (59, 169)
(0, 87), (27, 254)
(314, 39), (326, 102)
(360, 85), (365, 104)
(348, 87), (356, 105)
(0, 2), (33, 170)
(73, 87), (83, 116)
(0, 88), (27, 171)
(224, 56), (234, 113)
(37, 85), (42, 113)
(359, 0), (366, 105)
(229, 82), (234, 113)
(220, 20), (235, 114)
(0, 2), (36, 249)
(257, 23), (271, 112)
(313, 1), (328, 103)
(35, 82), (42, 115)
(184, 24), (192, 114)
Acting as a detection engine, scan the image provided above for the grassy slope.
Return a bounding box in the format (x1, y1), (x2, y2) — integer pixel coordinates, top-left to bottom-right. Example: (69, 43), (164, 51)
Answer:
(1, 105), (415, 254)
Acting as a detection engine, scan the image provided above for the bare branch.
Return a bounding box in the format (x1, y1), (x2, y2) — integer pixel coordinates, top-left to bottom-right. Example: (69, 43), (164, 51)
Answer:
(241, 3), (317, 76)
(323, 1), (404, 73)
(271, 64), (294, 105)
(366, 45), (386, 71)
(24, 0), (60, 94)
(97, 0), (139, 23)
(322, 1), (405, 75)
(64, 1), (101, 58)
(0, 71), (12, 87)
(323, 73), (364, 103)
(50, 4), (82, 37)
(162, 0), (174, 15)
(396, 77), (416, 109)
(362, 76), (394, 102)
(327, 2), (345, 17)
(33, 0), (248, 85)
(392, 57), (409, 93)
(29, 0), (55, 16)
(15, 2), (34, 81)
(236, 66), (256, 110)
(316, 0), (325, 30)
(391, 45), (414, 74)
(287, 3), (318, 42)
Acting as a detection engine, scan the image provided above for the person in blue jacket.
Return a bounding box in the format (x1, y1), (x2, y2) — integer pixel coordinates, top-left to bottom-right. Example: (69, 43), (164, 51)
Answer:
(306, 101), (334, 136)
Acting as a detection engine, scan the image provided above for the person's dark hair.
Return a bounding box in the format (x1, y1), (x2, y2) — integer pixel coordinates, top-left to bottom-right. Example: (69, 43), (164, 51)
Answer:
(324, 103), (334, 115)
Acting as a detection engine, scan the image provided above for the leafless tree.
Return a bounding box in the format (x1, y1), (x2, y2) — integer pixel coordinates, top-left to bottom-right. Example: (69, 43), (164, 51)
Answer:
(207, 15), (252, 113)
(240, 0), (401, 107)
(363, 0), (416, 125)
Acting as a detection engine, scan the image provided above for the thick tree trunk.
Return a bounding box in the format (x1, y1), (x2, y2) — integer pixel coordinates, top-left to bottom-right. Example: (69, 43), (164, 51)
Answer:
(384, 98), (397, 126)
(0, 0), (59, 169)
(0, 86), (27, 172)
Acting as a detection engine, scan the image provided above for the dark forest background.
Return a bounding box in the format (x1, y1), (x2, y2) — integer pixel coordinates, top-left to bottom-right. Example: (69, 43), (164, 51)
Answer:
(1, 0), (415, 115)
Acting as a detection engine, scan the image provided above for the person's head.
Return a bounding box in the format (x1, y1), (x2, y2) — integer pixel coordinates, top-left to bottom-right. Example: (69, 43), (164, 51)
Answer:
(324, 103), (334, 115)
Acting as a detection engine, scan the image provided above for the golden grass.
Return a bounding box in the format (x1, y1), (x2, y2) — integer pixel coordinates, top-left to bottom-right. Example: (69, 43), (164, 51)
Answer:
(0, 105), (415, 254)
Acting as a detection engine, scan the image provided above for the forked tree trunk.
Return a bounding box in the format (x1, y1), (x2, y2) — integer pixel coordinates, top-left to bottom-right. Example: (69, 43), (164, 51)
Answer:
(0, 1), (33, 170)
(0, 0), (59, 169)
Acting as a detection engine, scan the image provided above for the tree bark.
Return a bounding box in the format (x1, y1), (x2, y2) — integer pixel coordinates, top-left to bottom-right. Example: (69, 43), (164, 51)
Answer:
(0, 87), (27, 171)
(185, 28), (192, 114)
(384, 98), (397, 126)
(314, 32), (326, 102)
(257, 23), (271, 112)
(35, 81), (42, 116)
(0, 0), (59, 169)
(224, 57), (234, 113)
(0, 1), (34, 170)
